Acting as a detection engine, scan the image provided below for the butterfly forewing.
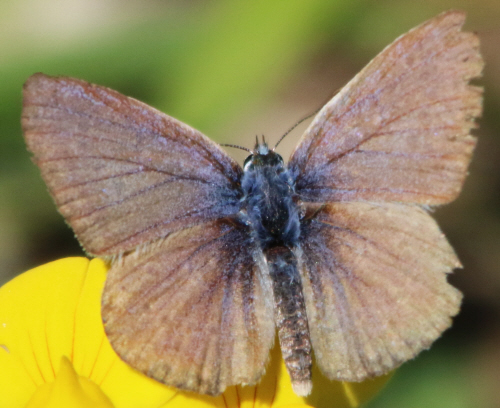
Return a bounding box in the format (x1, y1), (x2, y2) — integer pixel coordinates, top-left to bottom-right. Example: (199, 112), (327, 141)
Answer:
(297, 202), (462, 381)
(102, 219), (275, 395)
(22, 74), (242, 256)
(289, 10), (483, 205)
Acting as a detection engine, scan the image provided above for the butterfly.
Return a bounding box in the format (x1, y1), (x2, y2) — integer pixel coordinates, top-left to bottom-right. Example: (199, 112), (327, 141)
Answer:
(21, 10), (482, 397)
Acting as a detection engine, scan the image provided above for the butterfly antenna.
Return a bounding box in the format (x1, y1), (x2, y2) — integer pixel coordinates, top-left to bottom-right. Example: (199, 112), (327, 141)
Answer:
(274, 87), (342, 150)
(274, 108), (320, 150)
(220, 143), (251, 153)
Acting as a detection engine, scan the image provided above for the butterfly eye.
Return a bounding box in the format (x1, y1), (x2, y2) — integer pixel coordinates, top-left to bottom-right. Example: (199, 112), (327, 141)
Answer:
(243, 155), (255, 171)
(269, 152), (285, 170)
(275, 154), (284, 166)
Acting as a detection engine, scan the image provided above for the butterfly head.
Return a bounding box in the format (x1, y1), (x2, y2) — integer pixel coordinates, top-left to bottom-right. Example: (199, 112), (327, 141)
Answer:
(243, 136), (285, 172)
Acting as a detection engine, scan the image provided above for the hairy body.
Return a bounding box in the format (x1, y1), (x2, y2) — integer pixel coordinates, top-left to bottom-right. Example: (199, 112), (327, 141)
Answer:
(240, 142), (312, 395)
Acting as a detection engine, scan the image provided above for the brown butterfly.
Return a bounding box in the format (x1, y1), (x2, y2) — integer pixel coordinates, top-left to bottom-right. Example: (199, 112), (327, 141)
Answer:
(21, 10), (482, 397)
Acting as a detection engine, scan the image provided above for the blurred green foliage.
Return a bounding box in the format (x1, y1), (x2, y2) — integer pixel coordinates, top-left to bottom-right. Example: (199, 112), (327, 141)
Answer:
(1, 1), (500, 407)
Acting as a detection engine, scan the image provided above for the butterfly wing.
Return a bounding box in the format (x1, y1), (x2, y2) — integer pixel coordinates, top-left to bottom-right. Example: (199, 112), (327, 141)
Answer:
(289, 11), (483, 381)
(289, 10), (483, 205)
(298, 202), (462, 380)
(102, 219), (275, 395)
(22, 73), (242, 256)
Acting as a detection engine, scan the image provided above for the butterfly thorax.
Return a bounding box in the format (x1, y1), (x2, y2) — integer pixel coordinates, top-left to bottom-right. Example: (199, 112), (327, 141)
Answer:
(240, 143), (300, 248)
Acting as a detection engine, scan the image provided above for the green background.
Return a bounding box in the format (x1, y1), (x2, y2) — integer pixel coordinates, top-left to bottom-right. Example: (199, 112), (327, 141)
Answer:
(1, 1), (499, 406)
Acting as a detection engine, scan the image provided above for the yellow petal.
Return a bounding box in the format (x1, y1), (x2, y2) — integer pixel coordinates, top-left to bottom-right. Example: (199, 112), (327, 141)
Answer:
(0, 258), (176, 408)
(0, 258), (91, 407)
(25, 356), (113, 408)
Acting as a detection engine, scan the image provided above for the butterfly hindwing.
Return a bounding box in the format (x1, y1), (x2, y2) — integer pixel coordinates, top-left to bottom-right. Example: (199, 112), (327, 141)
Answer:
(102, 219), (275, 395)
(298, 202), (462, 381)
(22, 73), (242, 256)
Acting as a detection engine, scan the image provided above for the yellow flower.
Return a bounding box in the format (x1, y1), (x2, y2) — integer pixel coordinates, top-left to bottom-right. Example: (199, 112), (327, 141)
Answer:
(0, 258), (391, 407)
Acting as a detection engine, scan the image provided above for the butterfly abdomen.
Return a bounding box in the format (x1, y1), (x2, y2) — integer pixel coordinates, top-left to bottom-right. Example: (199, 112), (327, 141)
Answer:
(240, 145), (312, 395)
(265, 245), (312, 396)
